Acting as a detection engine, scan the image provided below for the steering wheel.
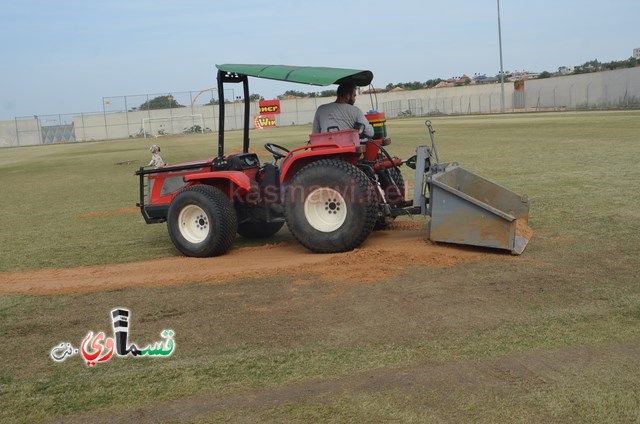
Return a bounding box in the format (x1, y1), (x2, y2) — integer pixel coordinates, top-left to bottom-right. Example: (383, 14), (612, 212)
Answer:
(264, 143), (290, 160)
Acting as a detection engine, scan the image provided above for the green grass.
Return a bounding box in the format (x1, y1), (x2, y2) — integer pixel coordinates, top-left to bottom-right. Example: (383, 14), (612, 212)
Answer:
(1, 111), (638, 271)
(0, 127), (335, 271)
(1, 110), (640, 422)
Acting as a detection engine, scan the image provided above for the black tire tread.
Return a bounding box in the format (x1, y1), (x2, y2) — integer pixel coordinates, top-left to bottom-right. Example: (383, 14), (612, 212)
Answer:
(285, 159), (377, 253)
(167, 184), (237, 257)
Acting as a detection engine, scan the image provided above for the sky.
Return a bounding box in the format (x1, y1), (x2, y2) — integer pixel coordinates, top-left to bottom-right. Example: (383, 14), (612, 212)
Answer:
(1, 0), (638, 120)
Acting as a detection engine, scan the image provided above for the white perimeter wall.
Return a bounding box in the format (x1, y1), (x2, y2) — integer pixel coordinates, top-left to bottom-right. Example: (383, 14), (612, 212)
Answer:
(2, 66), (639, 147)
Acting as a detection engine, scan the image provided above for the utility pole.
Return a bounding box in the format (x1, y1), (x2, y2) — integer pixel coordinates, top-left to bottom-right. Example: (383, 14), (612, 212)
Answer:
(497, 0), (505, 113)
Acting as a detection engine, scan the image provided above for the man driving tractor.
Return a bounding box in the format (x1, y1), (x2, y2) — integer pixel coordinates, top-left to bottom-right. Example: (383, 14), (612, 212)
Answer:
(312, 83), (374, 137)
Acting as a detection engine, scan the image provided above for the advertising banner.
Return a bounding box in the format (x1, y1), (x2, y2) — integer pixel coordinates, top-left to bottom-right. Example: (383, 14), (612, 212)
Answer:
(258, 99), (281, 114)
(254, 114), (277, 129)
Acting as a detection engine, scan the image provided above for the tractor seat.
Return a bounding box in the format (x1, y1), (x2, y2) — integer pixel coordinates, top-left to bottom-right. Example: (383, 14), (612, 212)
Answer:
(226, 152), (260, 171)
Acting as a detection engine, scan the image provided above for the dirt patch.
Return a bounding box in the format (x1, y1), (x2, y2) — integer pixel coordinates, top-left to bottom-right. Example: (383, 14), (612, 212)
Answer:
(516, 218), (534, 240)
(0, 225), (496, 296)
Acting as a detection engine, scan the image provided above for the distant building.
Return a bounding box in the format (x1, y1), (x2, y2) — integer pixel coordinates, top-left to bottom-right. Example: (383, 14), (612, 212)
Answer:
(362, 87), (384, 94)
(558, 66), (575, 75)
(634, 48), (640, 59)
(473, 74), (498, 84)
(446, 74), (470, 84)
(510, 71), (539, 81)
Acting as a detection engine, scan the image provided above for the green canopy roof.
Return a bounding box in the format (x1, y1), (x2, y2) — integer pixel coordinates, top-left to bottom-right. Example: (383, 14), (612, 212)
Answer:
(216, 64), (373, 87)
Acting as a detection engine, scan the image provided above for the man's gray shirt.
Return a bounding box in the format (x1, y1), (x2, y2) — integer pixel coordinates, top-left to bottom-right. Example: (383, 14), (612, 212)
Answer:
(312, 102), (374, 137)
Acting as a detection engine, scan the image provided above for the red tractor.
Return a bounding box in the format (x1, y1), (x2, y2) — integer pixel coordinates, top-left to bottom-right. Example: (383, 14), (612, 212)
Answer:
(136, 64), (532, 257)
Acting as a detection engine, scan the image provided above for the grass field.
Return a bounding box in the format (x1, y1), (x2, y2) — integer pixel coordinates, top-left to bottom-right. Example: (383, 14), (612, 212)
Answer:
(1, 110), (639, 422)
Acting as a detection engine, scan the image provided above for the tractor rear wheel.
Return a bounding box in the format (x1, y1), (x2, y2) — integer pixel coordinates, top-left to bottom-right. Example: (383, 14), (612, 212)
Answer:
(167, 185), (237, 257)
(285, 159), (377, 253)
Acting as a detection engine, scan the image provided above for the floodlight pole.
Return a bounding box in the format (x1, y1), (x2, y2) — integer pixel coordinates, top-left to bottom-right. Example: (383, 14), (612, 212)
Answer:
(102, 97), (109, 139)
(497, 0), (505, 113)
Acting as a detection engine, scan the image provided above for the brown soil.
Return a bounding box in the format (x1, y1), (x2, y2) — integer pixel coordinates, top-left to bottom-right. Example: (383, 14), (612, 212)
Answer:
(516, 218), (534, 240)
(0, 222), (493, 296)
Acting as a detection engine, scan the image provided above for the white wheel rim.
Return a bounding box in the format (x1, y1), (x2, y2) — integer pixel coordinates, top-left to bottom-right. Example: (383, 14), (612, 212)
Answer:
(178, 205), (210, 243)
(304, 187), (347, 232)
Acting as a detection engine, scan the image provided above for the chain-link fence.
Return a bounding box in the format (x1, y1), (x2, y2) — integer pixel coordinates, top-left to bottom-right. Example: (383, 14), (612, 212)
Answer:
(382, 92), (510, 117)
(381, 67), (640, 117)
(2, 67), (639, 148)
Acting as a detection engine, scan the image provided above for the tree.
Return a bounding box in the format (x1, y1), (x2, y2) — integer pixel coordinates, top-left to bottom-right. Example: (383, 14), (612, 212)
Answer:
(138, 95), (184, 110)
(407, 81), (426, 90)
(602, 57), (638, 71)
(538, 71), (552, 79)
(385, 81), (426, 91)
(319, 89), (336, 97)
(425, 78), (443, 88)
(278, 90), (307, 99)
(574, 59), (601, 74)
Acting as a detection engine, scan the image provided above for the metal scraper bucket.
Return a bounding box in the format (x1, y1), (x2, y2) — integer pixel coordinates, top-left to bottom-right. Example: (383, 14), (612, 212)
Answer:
(427, 164), (532, 255)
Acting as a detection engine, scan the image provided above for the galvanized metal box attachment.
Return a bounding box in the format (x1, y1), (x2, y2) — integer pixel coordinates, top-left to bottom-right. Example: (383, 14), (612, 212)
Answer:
(428, 165), (532, 254)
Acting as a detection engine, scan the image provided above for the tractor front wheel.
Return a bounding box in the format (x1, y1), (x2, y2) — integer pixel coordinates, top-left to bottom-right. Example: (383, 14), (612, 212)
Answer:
(167, 185), (237, 257)
(285, 159), (377, 253)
